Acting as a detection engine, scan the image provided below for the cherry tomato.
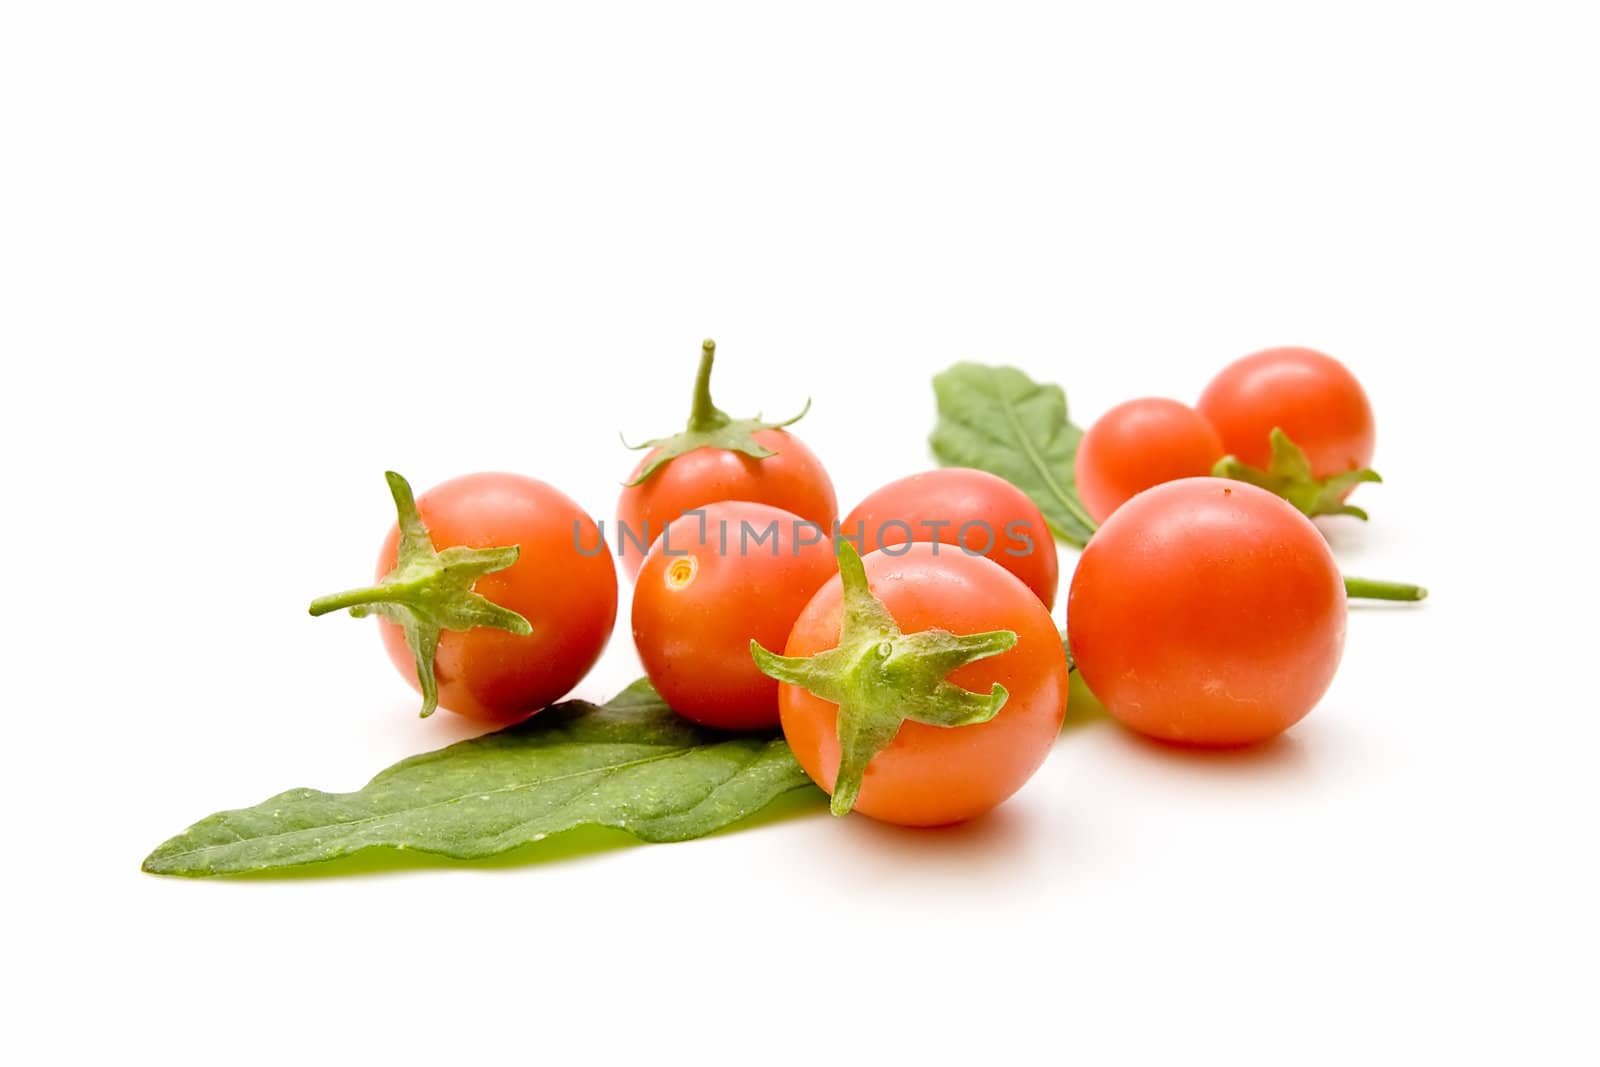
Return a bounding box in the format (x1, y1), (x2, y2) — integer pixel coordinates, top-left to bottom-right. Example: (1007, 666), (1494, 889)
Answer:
(632, 501), (837, 730)
(778, 544), (1069, 825)
(1198, 346), (1376, 480)
(841, 468), (1060, 608)
(1067, 477), (1345, 746)
(375, 473), (617, 722)
(1074, 397), (1225, 523)
(617, 431), (837, 579)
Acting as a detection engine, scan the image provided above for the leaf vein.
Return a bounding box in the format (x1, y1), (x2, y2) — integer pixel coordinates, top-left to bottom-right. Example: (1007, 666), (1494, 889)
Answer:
(157, 743), (721, 864)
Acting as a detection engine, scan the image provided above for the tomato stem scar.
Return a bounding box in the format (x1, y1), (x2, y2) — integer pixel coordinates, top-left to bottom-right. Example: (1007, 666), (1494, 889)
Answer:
(666, 556), (698, 588)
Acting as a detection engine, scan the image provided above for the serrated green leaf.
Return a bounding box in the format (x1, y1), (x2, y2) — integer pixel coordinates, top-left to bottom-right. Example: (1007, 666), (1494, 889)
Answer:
(929, 362), (1098, 546)
(142, 680), (823, 878)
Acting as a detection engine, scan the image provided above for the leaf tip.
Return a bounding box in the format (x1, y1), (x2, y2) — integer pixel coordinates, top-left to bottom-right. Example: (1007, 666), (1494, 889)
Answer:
(139, 848), (179, 877)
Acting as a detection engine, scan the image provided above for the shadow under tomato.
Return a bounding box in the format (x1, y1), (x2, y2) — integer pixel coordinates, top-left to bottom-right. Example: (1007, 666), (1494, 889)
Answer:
(1346, 598), (1431, 612)
(1060, 670), (1314, 777)
(1106, 723), (1314, 782)
(824, 800), (1044, 880)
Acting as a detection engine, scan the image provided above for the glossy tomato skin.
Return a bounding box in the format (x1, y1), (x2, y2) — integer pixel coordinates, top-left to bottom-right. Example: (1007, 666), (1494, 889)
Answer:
(376, 473), (617, 723)
(616, 429), (837, 579)
(841, 468), (1059, 609)
(1074, 398), (1225, 524)
(779, 544), (1069, 826)
(1068, 477), (1345, 746)
(632, 501), (837, 730)
(1198, 346), (1376, 478)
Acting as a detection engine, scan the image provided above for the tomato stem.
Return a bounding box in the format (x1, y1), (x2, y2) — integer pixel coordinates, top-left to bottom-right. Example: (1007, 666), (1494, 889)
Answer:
(308, 471), (532, 717)
(751, 540), (1018, 817)
(620, 339), (813, 485)
(686, 338), (727, 433)
(309, 581), (426, 616)
(1343, 576), (1428, 602)
(1214, 428), (1382, 521)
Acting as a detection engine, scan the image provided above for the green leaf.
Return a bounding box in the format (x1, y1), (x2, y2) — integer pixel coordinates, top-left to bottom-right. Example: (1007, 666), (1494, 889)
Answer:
(142, 680), (823, 878)
(929, 362), (1098, 546)
(1212, 428), (1382, 520)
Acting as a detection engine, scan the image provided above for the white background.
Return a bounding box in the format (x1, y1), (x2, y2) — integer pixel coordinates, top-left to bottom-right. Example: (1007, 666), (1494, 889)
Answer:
(3, 2), (1596, 1063)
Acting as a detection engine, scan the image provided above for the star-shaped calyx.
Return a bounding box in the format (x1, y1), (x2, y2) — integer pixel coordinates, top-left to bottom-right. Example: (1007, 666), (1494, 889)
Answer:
(751, 540), (1019, 816)
(1213, 427), (1382, 520)
(622, 338), (811, 485)
(308, 472), (532, 717)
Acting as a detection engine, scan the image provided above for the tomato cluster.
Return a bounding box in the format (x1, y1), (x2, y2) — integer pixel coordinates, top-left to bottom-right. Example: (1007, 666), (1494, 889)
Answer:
(639, 471), (1069, 826)
(1068, 346), (1382, 745)
(1075, 346), (1378, 523)
(310, 340), (1414, 828)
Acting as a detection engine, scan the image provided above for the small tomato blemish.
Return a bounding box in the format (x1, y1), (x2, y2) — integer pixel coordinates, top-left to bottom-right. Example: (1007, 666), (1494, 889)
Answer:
(666, 555), (698, 590)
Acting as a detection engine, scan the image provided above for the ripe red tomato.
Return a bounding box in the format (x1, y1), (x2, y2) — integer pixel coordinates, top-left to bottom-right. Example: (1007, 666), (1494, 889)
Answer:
(1198, 346), (1376, 479)
(841, 468), (1059, 608)
(632, 501), (837, 730)
(1067, 477), (1345, 746)
(1074, 397), (1225, 523)
(617, 431), (837, 578)
(374, 473), (617, 722)
(777, 544), (1069, 825)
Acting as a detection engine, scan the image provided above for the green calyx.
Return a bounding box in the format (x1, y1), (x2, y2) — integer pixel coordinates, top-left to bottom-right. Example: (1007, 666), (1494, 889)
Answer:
(1213, 427), (1383, 520)
(623, 338), (811, 485)
(750, 540), (1018, 817)
(308, 472), (532, 718)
